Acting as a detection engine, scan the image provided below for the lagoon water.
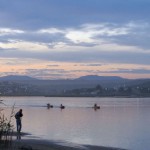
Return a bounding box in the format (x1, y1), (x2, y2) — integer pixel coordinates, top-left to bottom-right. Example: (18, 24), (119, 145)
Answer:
(2, 97), (150, 150)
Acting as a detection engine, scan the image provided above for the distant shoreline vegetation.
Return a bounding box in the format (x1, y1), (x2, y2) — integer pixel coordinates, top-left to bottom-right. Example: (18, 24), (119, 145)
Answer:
(0, 75), (149, 97)
(1, 95), (150, 98)
(44, 95), (150, 98)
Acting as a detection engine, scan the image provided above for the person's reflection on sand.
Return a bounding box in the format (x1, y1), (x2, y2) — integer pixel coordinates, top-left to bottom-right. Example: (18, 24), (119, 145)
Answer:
(16, 133), (21, 140)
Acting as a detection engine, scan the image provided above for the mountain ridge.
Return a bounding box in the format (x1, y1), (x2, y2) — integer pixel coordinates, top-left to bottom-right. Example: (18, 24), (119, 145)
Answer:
(0, 75), (38, 81)
(0, 75), (149, 96)
(0, 75), (149, 81)
(75, 75), (125, 81)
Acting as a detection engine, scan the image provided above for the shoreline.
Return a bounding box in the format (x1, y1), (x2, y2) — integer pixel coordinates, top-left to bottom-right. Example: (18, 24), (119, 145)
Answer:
(2, 132), (127, 150)
(1, 95), (150, 98)
(12, 138), (127, 150)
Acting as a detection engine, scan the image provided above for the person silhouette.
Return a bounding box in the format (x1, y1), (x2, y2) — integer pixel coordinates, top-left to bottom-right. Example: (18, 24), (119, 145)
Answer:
(15, 109), (23, 133)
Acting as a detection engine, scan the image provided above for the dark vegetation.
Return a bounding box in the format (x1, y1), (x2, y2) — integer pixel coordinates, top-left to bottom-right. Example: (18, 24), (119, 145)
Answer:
(0, 100), (15, 149)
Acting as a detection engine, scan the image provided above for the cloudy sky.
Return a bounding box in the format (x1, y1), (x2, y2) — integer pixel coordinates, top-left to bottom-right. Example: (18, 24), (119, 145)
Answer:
(0, 0), (150, 79)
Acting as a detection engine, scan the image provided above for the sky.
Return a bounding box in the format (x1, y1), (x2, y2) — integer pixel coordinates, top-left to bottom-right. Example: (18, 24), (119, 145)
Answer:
(0, 0), (150, 79)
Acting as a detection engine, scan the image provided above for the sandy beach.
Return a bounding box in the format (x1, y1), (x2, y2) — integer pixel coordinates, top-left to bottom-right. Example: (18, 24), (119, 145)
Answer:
(12, 139), (126, 150)
(1, 132), (127, 150)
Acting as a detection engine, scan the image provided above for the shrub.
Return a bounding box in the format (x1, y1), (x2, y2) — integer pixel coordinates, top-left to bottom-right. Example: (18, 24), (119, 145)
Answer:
(0, 99), (15, 148)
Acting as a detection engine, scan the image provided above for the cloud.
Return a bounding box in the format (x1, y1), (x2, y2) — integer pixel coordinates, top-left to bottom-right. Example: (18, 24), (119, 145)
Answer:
(0, 21), (149, 52)
(0, 39), (49, 51)
(97, 69), (150, 74)
(0, 56), (149, 79)
(0, 21), (149, 53)
(0, 41), (149, 66)
(0, 72), (20, 76)
(1, 0), (150, 30)
(73, 63), (103, 67)
(0, 21), (148, 57)
(0, 0), (149, 79)
(69, 67), (150, 75)
(47, 64), (60, 67)
(24, 68), (73, 79)
(0, 28), (24, 36)
(0, 58), (38, 66)
(110, 22), (150, 50)
(38, 28), (64, 34)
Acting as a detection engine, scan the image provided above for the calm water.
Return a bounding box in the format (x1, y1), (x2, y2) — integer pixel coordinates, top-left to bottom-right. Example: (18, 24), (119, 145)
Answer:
(2, 96), (150, 150)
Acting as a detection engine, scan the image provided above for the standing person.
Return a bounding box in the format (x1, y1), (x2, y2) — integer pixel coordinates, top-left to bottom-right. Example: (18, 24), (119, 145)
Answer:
(15, 109), (23, 133)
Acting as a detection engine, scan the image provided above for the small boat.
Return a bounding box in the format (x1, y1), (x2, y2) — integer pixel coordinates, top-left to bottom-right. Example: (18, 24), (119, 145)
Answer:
(47, 103), (53, 108)
(93, 103), (100, 109)
(60, 104), (65, 109)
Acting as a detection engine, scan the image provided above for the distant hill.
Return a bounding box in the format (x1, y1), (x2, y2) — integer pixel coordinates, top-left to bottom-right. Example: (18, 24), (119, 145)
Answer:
(75, 75), (125, 81)
(0, 75), (38, 81)
(0, 75), (149, 96)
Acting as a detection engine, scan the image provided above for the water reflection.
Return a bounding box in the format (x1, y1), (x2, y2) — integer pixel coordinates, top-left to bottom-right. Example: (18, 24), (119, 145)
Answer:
(16, 133), (21, 140)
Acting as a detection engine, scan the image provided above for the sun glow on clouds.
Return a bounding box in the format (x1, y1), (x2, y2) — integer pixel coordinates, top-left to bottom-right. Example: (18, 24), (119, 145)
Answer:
(38, 23), (130, 44)
(65, 30), (95, 43)
(65, 23), (129, 44)
(0, 57), (150, 79)
(38, 28), (64, 34)
(0, 22), (149, 53)
(0, 40), (49, 51)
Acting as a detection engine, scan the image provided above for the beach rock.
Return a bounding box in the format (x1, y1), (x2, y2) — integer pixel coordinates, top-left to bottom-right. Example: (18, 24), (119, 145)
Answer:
(19, 145), (33, 150)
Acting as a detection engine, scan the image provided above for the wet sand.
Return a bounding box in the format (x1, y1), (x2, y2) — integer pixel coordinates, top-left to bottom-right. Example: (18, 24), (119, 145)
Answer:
(1, 132), (127, 150)
(12, 139), (127, 150)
